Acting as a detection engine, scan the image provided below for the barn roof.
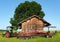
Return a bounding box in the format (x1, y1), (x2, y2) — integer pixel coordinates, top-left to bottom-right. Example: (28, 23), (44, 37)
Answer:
(18, 15), (51, 27)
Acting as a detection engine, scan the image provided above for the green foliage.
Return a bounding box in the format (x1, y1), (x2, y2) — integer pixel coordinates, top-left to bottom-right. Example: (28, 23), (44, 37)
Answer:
(10, 1), (45, 29)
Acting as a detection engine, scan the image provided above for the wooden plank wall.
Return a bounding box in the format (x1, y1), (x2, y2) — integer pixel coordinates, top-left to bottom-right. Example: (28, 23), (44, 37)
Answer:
(22, 17), (44, 32)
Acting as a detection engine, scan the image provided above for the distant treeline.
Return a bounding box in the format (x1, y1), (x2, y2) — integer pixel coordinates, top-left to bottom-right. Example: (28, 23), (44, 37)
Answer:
(0, 30), (7, 32)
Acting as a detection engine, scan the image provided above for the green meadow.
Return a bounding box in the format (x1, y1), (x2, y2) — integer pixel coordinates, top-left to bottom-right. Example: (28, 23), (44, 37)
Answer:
(0, 31), (60, 42)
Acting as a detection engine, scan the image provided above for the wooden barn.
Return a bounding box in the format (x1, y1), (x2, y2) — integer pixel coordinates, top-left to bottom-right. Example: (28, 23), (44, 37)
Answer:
(18, 15), (51, 33)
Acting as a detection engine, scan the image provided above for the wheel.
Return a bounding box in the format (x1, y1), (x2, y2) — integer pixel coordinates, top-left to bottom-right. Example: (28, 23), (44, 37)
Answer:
(50, 35), (53, 38)
(46, 35), (49, 38)
(51, 36), (53, 38)
(16, 36), (19, 39)
(45, 35), (49, 38)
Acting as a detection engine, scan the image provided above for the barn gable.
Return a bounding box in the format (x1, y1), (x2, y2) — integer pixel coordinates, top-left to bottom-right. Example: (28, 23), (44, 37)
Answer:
(18, 15), (51, 27)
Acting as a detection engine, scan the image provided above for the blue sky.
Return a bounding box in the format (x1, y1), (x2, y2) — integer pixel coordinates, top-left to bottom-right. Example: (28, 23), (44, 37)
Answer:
(0, 0), (60, 30)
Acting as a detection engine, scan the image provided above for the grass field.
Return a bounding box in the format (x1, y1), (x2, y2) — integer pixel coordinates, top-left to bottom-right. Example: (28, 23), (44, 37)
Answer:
(0, 31), (60, 42)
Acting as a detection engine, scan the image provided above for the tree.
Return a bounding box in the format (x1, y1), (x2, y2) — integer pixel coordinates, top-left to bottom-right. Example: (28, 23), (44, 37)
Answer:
(10, 1), (45, 29)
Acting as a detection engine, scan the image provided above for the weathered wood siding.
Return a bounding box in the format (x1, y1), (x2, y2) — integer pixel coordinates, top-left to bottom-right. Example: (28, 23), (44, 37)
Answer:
(22, 17), (44, 32)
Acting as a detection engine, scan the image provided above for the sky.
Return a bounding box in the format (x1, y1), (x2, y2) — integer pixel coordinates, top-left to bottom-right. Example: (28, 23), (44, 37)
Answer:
(0, 0), (60, 30)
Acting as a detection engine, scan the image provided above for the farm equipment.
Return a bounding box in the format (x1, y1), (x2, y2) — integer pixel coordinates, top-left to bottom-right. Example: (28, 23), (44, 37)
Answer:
(3, 30), (53, 39)
(16, 31), (53, 39)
